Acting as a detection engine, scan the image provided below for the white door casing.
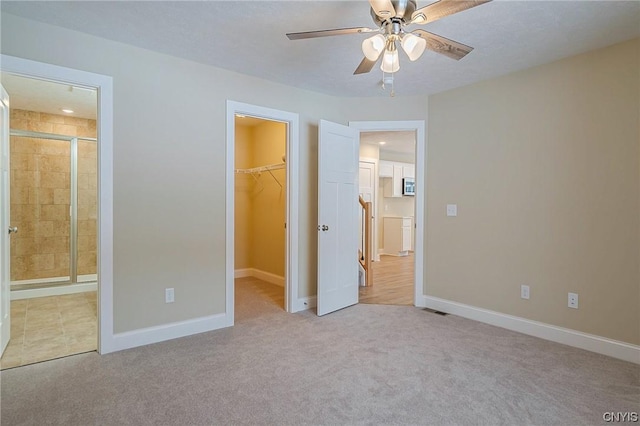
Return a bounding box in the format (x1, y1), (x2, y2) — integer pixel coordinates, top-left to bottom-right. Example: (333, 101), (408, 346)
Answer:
(0, 84), (10, 355)
(317, 120), (359, 316)
(225, 101), (300, 316)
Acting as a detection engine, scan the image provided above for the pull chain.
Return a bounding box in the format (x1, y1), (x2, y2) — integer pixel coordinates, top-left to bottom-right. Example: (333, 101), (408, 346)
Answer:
(382, 72), (395, 97)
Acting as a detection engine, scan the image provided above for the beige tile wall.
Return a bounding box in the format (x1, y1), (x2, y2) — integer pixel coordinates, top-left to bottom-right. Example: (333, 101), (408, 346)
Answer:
(9, 109), (97, 281)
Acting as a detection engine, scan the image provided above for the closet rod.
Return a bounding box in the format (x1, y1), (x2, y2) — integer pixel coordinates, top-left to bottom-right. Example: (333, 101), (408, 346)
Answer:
(234, 163), (285, 174)
(235, 162), (285, 188)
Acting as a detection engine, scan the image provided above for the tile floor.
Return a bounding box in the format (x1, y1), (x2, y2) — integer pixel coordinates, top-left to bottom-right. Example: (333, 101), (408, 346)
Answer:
(0, 291), (97, 370)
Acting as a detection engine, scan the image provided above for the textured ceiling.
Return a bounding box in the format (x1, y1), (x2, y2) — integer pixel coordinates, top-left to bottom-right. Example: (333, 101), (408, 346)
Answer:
(2, 1), (639, 98)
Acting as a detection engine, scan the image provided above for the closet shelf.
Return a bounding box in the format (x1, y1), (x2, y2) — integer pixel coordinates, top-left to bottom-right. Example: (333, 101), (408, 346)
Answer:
(235, 162), (285, 188)
(234, 163), (285, 175)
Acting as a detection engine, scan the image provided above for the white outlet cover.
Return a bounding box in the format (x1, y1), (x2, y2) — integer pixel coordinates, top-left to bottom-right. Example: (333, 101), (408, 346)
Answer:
(521, 285), (530, 300)
(165, 288), (175, 303)
(568, 292), (578, 309)
(446, 204), (457, 217)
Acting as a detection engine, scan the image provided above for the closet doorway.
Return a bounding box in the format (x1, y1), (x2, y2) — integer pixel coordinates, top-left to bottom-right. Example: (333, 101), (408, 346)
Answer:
(234, 115), (288, 321)
(226, 101), (299, 323)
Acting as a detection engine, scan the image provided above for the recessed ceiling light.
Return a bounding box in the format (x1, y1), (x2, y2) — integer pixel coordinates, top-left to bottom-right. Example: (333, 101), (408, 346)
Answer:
(61, 109), (74, 114)
(379, 141), (386, 145)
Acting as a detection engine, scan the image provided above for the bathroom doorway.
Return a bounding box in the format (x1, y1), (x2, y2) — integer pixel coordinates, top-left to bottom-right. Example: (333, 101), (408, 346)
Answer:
(0, 73), (98, 368)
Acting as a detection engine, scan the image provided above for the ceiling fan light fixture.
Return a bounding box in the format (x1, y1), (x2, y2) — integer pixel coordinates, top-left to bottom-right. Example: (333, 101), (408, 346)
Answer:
(380, 46), (400, 73)
(401, 33), (427, 61)
(362, 34), (386, 61)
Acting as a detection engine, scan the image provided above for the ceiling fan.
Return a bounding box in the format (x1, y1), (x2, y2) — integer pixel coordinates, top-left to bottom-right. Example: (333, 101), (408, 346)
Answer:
(286, 0), (491, 75)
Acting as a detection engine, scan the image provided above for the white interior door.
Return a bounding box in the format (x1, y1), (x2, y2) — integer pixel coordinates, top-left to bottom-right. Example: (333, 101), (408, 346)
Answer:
(317, 120), (359, 316)
(359, 161), (376, 262)
(0, 84), (10, 355)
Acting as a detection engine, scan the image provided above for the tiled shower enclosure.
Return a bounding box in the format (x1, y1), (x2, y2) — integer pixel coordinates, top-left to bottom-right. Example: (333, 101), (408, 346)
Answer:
(9, 109), (97, 288)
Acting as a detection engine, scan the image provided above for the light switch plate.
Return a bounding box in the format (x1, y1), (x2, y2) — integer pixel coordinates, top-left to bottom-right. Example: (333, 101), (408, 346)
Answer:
(446, 204), (457, 217)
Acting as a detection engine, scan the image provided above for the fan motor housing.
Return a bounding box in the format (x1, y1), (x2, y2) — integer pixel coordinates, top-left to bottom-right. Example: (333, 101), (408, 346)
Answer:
(370, 0), (417, 26)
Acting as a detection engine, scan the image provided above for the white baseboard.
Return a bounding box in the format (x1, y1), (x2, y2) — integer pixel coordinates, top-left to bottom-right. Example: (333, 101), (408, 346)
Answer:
(293, 296), (316, 313)
(11, 282), (97, 300)
(234, 268), (284, 287)
(110, 313), (231, 353)
(418, 295), (640, 364)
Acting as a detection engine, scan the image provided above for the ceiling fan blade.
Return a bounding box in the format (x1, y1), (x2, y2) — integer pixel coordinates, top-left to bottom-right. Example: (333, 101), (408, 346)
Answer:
(369, 0), (396, 19)
(413, 30), (473, 60)
(412, 0), (491, 25)
(354, 56), (378, 75)
(286, 27), (377, 40)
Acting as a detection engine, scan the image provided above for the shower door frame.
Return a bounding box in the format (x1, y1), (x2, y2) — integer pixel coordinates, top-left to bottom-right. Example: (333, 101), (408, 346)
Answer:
(9, 129), (97, 288)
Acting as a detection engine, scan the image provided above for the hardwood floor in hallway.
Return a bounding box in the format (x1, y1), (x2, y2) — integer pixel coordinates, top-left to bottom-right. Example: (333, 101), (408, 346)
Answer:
(359, 253), (414, 306)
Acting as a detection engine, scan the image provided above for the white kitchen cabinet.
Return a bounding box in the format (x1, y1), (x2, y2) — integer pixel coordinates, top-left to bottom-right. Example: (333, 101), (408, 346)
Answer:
(379, 160), (393, 178)
(383, 216), (412, 256)
(383, 165), (404, 197)
(381, 161), (415, 198)
(402, 164), (415, 179)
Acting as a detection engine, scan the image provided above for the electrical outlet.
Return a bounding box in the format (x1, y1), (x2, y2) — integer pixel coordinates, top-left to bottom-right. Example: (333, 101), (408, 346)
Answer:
(568, 292), (578, 309)
(446, 204), (457, 217)
(521, 285), (530, 300)
(165, 288), (175, 304)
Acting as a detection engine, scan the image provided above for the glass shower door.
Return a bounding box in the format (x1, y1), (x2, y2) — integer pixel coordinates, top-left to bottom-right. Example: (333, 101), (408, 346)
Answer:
(10, 135), (71, 286)
(76, 139), (97, 283)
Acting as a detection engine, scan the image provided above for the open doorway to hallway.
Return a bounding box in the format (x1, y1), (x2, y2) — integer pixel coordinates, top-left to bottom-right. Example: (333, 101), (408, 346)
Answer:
(358, 130), (417, 306)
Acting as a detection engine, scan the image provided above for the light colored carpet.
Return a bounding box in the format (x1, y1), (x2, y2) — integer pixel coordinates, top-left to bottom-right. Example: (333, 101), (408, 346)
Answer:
(1, 277), (638, 425)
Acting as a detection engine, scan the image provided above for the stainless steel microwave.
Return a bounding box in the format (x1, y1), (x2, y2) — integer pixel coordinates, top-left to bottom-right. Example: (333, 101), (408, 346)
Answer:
(402, 178), (415, 196)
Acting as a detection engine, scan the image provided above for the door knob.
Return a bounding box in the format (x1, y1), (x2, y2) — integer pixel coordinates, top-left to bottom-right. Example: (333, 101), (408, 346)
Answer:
(8, 226), (18, 235)
(322, 225), (329, 231)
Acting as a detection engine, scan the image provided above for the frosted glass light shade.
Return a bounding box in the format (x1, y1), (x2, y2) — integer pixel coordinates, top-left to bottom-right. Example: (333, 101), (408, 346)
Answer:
(380, 48), (399, 73)
(401, 33), (427, 61)
(362, 34), (386, 61)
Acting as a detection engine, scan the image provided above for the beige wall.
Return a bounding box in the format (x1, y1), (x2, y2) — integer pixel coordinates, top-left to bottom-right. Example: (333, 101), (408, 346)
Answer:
(359, 143), (379, 160)
(9, 109), (97, 281)
(0, 13), (427, 333)
(426, 38), (640, 345)
(234, 124), (252, 270)
(235, 119), (286, 277)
